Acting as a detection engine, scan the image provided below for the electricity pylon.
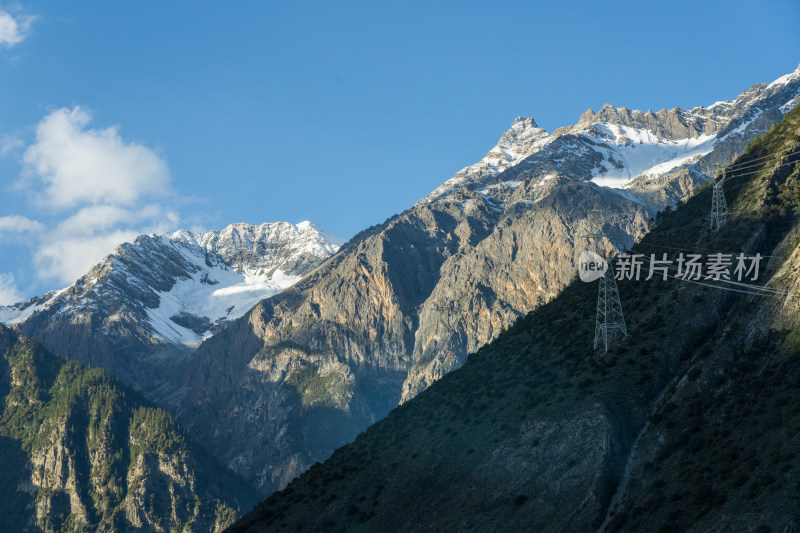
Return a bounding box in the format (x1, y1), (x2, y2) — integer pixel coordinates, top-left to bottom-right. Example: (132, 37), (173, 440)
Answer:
(593, 259), (627, 352)
(581, 210), (627, 353)
(710, 168), (728, 231)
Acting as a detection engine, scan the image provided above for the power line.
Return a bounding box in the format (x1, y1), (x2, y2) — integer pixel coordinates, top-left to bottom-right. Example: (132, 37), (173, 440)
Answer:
(700, 157), (800, 232)
(593, 143), (800, 347)
(724, 156), (800, 180)
(586, 146), (799, 349)
(641, 242), (781, 260)
(662, 266), (789, 298)
(664, 262), (786, 297)
(722, 157), (798, 177)
(616, 256), (790, 298)
(664, 270), (785, 298)
(723, 146), (800, 171)
(695, 157), (800, 234)
(720, 145), (800, 172)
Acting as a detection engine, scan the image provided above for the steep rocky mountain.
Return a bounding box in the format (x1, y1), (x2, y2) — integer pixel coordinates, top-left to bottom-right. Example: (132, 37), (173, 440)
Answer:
(2, 221), (341, 402)
(169, 67), (800, 495)
(0, 323), (258, 532)
(229, 100), (800, 532)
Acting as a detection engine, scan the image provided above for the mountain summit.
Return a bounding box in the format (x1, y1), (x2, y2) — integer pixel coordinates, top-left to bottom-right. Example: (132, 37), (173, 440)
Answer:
(427, 63), (800, 204)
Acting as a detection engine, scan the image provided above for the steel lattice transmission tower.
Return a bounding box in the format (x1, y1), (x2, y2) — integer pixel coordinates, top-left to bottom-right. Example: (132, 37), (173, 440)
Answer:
(593, 258), (627, 352)
(710, 168), (728, 231)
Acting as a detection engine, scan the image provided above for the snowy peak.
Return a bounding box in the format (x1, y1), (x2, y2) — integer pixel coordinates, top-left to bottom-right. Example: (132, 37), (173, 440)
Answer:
(424, 116), (551, 203)
(425, 65), (800, 205)
(767, 62), (800, 89)
(1, 220), (342, 347)
(493, 116), (549, 158)
(0, 288), (67, 325)
(486, 117), (550, 168)
(572, 103), (723, 140)
(170, 221), (343, 279)
(295, 220), (346, 247)
(698, 66), (800, 119)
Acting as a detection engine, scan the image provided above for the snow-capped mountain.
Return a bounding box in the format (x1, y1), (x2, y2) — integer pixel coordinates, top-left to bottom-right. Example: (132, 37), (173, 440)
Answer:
(170, 220), (342, 278)
(147, 221), (343, 347)
(424, 116), (551, 202)
(425, 63), (800, 209)
(3, 221), (342, 398)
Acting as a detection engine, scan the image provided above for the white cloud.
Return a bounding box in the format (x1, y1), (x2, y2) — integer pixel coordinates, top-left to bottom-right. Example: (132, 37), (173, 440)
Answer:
(0, 134), (23, 155)
(23, 106), (170, 209)
(0, 214), (44, 236)
(56, 203), (171, 236)
(34, 229), (137, 283)
(0, 273), (23, 305)
(12, 106), (182, 287)
(0, 10), (34, 48)
(34, 205), (179, 282)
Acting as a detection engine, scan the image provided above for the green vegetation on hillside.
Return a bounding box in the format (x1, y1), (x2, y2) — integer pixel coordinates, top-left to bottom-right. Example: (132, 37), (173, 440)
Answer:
(286, 362), (353, 410)
(0, 324), (257, 532)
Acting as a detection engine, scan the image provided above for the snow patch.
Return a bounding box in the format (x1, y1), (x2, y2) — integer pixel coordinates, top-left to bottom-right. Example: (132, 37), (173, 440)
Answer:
(535, 174), (555, 187)
(781, 96), (800, 114)
(0, 287), (68, 324)
(145, 260), (300, 347)
(588, 124), (715, 189)
(768, 68), (800, 89)
(726, 109), (764, 136)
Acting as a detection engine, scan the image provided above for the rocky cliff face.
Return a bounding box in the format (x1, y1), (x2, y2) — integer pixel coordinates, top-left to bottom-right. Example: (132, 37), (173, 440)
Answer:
(0, 324), (257, 532)
(173, 175), (649, 494)
(229, 103), (800, 533)
(3, 221), (341, 404)
(166, 67), (800, 496)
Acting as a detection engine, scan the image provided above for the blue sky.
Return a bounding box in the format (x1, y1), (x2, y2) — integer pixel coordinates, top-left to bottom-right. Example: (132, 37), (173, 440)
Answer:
(0, 0), (798, 302)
